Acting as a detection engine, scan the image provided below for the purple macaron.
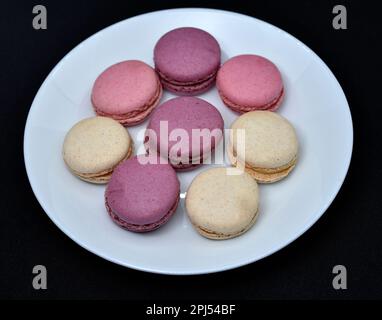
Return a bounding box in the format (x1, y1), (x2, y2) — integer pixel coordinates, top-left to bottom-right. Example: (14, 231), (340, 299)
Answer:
(105, 155), (180, 232)
(154, 27), (221, 95)
(145, 97), (224, 171)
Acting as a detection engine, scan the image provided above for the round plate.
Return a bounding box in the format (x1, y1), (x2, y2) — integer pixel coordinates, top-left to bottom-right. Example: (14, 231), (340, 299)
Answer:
(24, 8), (353, 275)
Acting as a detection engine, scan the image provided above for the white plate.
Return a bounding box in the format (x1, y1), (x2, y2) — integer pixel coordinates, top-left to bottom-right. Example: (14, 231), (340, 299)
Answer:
(24, 8), (353, 275)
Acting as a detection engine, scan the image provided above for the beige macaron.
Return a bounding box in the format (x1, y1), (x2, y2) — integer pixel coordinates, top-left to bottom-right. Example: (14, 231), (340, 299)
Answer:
(63, 116), (133, 183)
(186, 167), (259, 240)
(229, 111), (298, 183)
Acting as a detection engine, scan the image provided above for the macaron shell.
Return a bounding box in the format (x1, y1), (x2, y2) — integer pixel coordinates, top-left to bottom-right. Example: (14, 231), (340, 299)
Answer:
(72, 144), (133, 184)
(91, 60), (161, 116)
(96, 85), (162, 126)
(146, 97), (224, 167)
(105, 155), (180, 226)
(230, 111), (298, 170)
(186, 167), (259, 239)
(106, 193), (179, 232)
(63, 117), (132, 175)
(217, 54), (283, 110)
(154, 27), (221, 83)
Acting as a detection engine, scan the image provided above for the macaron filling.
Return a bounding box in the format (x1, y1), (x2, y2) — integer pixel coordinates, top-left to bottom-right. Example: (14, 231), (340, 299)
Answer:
(229, 148), (297, 183)
(170, 161), (203, 171)
(244, 158), (297, 183)
(167, 150), (209, 170)
(220, 88), (284, 113)
(157, 69), (217, 95)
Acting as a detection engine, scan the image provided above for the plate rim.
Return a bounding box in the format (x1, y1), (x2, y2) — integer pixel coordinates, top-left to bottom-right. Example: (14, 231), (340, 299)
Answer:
(23, 8), (353, 275)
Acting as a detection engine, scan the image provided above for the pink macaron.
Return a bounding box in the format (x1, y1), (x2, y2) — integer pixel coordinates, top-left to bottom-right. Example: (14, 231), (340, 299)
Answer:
(91, 60), (162, 126)
(154, 27), (221, 95)
(217, 54), (284, 113)
(105, 155), (180, 232)
(145, 97), (224, 171)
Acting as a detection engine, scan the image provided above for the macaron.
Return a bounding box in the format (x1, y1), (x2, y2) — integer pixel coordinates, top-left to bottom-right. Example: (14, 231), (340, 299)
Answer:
(229, 111), (298, 183)
(105, 155), (180, 232)
(145, 97), (224, 171)
(154, 27), (221, 95)
(217, 54), (284, 113)
(186, 167), (259, 240)
(91, 60), (162, 126)
(63, 116), (133, 184)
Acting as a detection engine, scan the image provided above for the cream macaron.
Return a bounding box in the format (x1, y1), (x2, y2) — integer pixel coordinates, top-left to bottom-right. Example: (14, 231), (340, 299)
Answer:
(229, 111), (298, 183)
(186, 167), (259, 240)
(63, 116), (133, 183)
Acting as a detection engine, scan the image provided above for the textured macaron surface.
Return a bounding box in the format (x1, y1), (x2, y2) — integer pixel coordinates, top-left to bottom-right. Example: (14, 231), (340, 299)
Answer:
(92, 60), (160, 115)
(217, 54), (283, 108)
(186, 167), (259, 237)
(105, 155), (180, 225)
(154, 27), (221, 83)
(231, 111), (298, 169)
(63, 117), (131, 174)
(146, 97), (224, 161)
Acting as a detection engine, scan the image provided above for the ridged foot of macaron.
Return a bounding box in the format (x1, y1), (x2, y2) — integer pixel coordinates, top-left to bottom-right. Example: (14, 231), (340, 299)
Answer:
(154, 27), (221, 96)
(195, 208), (259, 240)
(106, 195), (179, 232)
(229, 111), (299, 184)
(186, 167), (259, 240)
(95, 85), (162, 127)
(158, 70), (217, 96)
(245, 162), (297, 183)
(229, 150), (297, 184)
(105, 155), (180, 232)
(142, 146), (205, 172)
(217, 54), (284, 112)
(91, 60), (163, 126)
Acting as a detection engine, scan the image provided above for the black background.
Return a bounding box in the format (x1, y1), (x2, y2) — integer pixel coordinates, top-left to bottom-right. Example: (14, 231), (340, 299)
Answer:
(0, 0), (380, 300)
